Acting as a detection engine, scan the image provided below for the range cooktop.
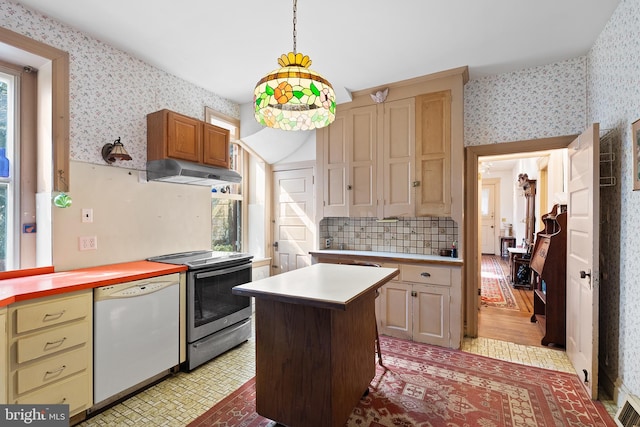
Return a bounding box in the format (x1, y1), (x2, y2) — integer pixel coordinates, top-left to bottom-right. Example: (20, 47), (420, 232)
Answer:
(147, 250), (253, 269)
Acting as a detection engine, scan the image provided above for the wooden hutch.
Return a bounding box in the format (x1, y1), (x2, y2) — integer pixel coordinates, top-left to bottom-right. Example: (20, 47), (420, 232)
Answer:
(530, 204), (567, 347)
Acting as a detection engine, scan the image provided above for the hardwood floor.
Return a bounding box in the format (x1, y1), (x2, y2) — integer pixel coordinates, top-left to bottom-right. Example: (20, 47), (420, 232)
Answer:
(478, 255), (550, 348)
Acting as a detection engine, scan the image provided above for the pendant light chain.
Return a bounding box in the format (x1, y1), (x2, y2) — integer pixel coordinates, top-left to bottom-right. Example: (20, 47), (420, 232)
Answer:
(292, 0), (297, 55)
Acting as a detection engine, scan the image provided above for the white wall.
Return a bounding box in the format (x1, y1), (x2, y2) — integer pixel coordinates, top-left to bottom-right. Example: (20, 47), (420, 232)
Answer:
(53, 161), (212, 270)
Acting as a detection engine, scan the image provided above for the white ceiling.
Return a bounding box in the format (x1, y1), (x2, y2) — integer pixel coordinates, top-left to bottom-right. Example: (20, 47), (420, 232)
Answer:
(12, 0), (620, 106)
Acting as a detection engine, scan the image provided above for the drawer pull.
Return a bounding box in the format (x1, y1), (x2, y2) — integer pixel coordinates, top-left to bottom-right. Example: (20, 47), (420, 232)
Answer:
(43, 310), (66, 321)
(420, 272), (431, 278)
(44, 337), (67, 349)
(45, 365), (67, 377)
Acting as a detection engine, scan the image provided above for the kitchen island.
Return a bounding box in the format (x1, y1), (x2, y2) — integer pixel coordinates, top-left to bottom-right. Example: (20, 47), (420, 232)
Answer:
(232, 263), (399, 427)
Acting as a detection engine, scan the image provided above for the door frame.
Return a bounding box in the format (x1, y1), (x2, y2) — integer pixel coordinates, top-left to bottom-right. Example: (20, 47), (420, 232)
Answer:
(464, 135), (577, 337)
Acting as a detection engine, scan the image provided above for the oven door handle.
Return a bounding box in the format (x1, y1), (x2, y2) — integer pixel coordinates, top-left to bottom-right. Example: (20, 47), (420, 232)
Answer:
(194, 263), (250, 279)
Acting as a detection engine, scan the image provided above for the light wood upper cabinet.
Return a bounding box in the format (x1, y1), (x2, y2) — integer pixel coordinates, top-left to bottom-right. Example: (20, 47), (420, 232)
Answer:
(381, 99), (415, 218)
(148, 109), (230, 168)
(415, 90), (452, 216)
(349, 104), (378, 217)
(318, 99), (415, 218)
(321, 109), (349, 217)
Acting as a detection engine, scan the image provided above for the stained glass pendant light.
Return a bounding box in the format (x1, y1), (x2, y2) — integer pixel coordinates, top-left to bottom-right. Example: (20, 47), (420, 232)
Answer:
(253, 0), (336, 131)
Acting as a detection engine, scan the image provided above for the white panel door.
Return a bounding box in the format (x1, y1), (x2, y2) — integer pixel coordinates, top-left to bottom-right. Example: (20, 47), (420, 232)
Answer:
(481, 182), (497, 254)
(566, 124), (599, 398)
(273, 168), (315, 274)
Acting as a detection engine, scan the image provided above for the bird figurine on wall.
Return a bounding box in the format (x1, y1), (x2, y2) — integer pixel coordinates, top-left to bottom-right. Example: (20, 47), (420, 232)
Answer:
(370, 88), (389, 103)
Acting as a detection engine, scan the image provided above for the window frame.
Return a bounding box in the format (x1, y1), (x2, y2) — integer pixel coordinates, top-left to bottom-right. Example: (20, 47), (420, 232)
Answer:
(205, 108), (247, 252)
(0, 67), (19, 270)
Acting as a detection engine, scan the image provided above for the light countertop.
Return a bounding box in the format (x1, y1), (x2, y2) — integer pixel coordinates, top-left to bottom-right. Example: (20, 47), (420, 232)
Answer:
(310, 249), (463, 266)
(233, 263), (399, 310)
(0, 261), (187, 307)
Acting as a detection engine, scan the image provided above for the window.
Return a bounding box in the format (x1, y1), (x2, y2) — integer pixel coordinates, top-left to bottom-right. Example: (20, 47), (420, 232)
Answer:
(211, 142), (244, 252)
(206, 108), (245, 253)
(0, 69), (17, 271)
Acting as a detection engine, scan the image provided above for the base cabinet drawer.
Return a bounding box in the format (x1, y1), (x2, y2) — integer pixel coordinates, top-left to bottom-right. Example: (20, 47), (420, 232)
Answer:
(16, 372), (91, 415)
(401, 264), (451, 286)
(8, 290), (93, 417)
(16, 346), (90, 395)
(17, 322), (89, 364)
(14, 292), (91, 334)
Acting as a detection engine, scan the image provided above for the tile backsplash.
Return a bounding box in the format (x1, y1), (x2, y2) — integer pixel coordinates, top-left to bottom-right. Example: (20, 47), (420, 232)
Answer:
(319, 217), (458, 255)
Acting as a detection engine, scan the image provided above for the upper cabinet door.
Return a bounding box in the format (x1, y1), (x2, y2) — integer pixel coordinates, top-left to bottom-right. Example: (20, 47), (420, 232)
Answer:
(166, 111), (202, 163)
(415, 90), (452, 217)
(202, 123), (230, 168)
(382, 98), (415, 218)
(348, 105), (378, 218)
(320, 109), (349, 217)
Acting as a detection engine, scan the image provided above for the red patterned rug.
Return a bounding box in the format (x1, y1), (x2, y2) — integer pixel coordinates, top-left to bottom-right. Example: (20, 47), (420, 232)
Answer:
(189, 336), (615, 427)
(481, 255), (519, 310)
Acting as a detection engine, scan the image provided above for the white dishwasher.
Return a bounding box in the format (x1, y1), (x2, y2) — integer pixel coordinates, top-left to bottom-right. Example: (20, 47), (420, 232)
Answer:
(93, 273), (180, 408)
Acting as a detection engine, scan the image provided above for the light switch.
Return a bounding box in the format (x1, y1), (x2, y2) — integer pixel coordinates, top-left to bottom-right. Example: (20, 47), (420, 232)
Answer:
(82, 208), (93, 223)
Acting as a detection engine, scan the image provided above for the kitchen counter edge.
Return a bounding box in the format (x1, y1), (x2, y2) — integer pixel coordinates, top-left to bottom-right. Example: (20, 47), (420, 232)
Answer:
(310, 250), (464, 266)
(0, 261), (187, 307)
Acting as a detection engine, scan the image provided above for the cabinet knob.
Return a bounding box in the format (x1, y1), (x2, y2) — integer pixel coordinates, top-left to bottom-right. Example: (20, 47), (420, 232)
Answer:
(347, 185), (352, 190)
(411, 291), (417, 297)
(412, 181), (420, 187)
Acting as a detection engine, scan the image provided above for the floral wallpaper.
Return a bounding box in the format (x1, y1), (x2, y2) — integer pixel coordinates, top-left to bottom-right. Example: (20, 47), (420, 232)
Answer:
(0, 0), (239, 172)
(588, 0), (640, 401)
(464, 57), (587, 146)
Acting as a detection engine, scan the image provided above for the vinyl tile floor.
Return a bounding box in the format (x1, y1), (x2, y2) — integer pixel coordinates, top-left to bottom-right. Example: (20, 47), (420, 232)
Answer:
(78, 321), (617, 426)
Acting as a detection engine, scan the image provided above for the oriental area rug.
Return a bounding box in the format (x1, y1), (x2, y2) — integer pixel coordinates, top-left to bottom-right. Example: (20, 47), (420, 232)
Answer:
(188, 336), (615, 427)
(481, 255), (519, 310)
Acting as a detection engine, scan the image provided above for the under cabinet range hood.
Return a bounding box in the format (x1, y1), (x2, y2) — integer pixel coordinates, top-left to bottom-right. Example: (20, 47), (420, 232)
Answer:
(146, 159), (241, 186)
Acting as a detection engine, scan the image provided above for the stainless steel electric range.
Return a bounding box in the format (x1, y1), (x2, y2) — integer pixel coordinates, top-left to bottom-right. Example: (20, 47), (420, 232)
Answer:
(148, 250), (254, 371)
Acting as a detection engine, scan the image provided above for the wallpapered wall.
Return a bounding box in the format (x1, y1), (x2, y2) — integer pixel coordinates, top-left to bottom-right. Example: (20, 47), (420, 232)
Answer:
(588, 0), (640, 401)
(464, 57), (587, 146)
(0, 0), (239, 172)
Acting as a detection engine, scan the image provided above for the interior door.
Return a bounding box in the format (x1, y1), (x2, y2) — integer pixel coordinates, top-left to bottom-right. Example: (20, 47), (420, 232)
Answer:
(272, 168), (315, 275)
(480, 182), (497, 254)
(566, 124), (599, 398)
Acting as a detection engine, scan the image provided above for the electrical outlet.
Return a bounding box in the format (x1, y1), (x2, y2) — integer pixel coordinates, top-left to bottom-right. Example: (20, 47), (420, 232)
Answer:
(79, 235), (97, 251)
(82, 208), (93, 223)
(325, 238), (331, 248)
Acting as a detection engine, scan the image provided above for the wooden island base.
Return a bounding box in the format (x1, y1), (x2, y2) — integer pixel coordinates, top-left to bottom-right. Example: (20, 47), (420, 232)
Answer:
(255, 292), (376, 427)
